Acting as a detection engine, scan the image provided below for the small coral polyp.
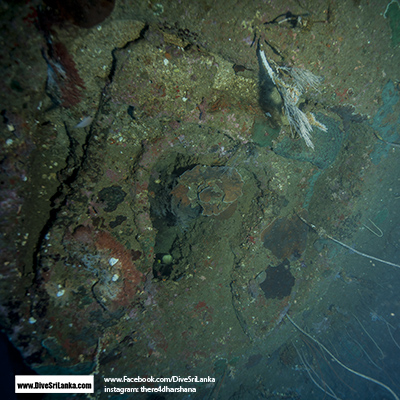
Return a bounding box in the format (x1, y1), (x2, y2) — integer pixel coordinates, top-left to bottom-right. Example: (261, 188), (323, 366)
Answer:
(171, 165), (244, 217)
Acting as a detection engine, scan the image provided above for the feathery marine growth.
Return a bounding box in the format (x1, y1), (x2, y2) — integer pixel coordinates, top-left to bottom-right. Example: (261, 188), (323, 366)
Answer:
(259, 49), (327, 149)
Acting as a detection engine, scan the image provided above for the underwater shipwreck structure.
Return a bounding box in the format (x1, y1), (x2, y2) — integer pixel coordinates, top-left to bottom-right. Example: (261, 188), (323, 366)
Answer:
(1, 1), (400, 399)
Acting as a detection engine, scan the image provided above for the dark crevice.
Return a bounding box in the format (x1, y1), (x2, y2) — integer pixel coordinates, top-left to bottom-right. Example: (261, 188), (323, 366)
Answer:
(30, 122), (86, 285)
(29, 26), (158, 321)
(230, 280), (252, 341)
(30, 26), (151, 285)
(107, 23), (149, 83)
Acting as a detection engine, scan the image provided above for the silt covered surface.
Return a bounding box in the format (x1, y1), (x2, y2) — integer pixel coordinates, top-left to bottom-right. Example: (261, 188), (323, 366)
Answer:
(1, 0), (400, 399)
